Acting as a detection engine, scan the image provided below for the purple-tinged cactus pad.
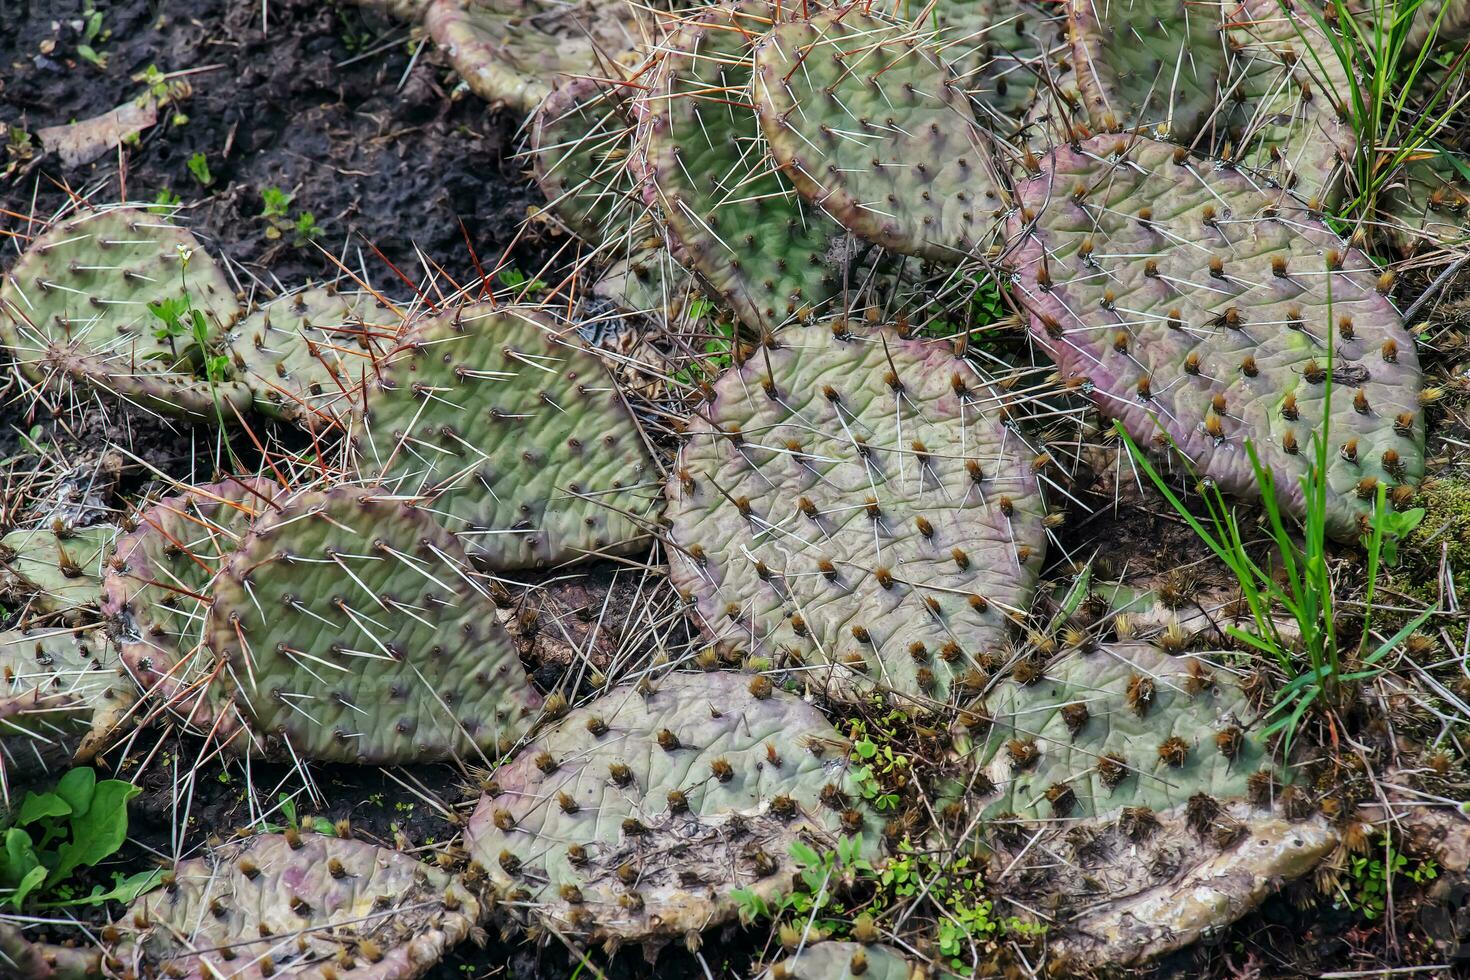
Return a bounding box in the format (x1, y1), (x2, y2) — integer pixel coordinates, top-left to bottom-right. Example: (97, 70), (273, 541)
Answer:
(1008, 135), (1423, 540)
(465, 671), (880, 944)
(206, 485), (542, 763)
(664, 322), (1047, 709)
(114, 832), (479, 980)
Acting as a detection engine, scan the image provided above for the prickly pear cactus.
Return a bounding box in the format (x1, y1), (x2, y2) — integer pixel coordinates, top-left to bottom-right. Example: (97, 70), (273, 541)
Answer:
(206, 484), (542, 763)
(1, 923), (101, 980)
(465, 671), (881, 945)
(960, 642), (1337, 966)
(354, 302), (656, 570)
(759, 942), (917, 980)
(964, 0), (1057, 122)
(0, 207), (252, 419)
(0, 524), (117, 620)
(665, 322), (1046, 708)
(1380, 148), (1470, 255)
(1, 628), (133, 796)
(112, 831), (479, 980)
(103, 477), (282, 726)
(227, 286), (403, 428)
(1008, 134), (1423, 541)
(1067, 0), (1227, 138)
(1223, 0), (1355, 208)
(532, 76), (638, 241)
(425, 0), (643, 112)
(753, 10), (1007, 260)
(634, 1), (851, 330)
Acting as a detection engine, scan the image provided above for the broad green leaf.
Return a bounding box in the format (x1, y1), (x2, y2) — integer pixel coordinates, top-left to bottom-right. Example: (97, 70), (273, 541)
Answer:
(15, 792), (69, 827)
(39, 867), (163, 908)
(9, 864), (46, 909)
(0, 828), (39, 887)
(46, 779), (138, 886)
(55, 768), (97, 820)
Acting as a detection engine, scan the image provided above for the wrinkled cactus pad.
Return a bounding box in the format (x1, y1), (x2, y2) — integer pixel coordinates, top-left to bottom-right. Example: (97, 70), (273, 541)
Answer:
(0, 523), (117, 620)
(1, 628), (133, 793)
(665, 322), (1046, 708)
(103, 477), (283, 726)
(0, 207), (251, 419)
(759, 941), (917, 980)
(227, 285), (403, 428)
(753, 10), (1005, 259)
(634, 1), (851, 329)
(206, 484), (542, 763)
(1009, 134), (1423, 540)
(1, 923), (101, 980)
(354, 302), (657, 570)
(114, 831), (479, 980)
(531, 76), (638, 241)
(465, 671), (880, 944)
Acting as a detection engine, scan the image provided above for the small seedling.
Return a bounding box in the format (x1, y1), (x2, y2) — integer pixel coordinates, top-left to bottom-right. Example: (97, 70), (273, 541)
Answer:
(186, 152), (214, 187)
(76, 0), (108, 68)
(148, 188), (180, 215)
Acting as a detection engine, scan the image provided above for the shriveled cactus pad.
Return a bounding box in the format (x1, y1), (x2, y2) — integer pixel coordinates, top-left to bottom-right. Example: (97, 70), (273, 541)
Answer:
(227, 285), (402, 427)
(665, 323), (1046, 708)
(752, 10), (1005, 259)
(0, 523), (117, 619)
(103, 477), (282, 724)
(206, 484), (542, 763)
(465, 672), (880, 944)
(426, 0), (643, 112)
(355, 302), (656, 569)
(0, 207), (251, 418)
(635, 1), (850, 329)
(1, 628), (133, 791)
(759, 941), (918, 980)
(1009, 135), (1423, 540)
(114, 832), (480, 980)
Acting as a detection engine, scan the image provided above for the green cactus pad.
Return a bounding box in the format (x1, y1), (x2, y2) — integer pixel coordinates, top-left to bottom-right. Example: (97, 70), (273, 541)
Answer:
(103, 477), (283, 727)
(752, 10), (1006, 260)
(1, 628), (133, 795)
(354, 302), (657, 570)
(0, 207), (252, 419)
(206, 484), (542, 763)
(531, 76), (639, 241)
(1380, 147), (1470, 255)
(635, 1), (851, 330)
(664, 322), (1047, 709)
(1067, 0), (1227, 138)
(962, 0), (1056, 123)
(465, 671), (880, 944)
(425, 0), (642, 112)
(1223, 0), (1355, 208)
(0, 524), (117, 620)
(759, 942), (917, 980)
(116, 831), (480, 979)
(227, 285), (403, 428)
(1009, 134), (1423, 541)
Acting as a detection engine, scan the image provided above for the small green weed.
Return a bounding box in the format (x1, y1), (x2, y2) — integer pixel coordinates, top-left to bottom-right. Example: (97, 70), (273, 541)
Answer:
(1335, 838), (1438, 919)
(186, 152), (214, 187)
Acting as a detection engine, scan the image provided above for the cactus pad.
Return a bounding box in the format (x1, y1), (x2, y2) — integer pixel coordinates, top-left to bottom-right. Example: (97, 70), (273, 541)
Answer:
(354, 302), (656, 570)
(227, 286), (402, 428)
(1, 628), (133, 795)
(760, 942), (916, 980)
(206, 484), (542, 763)
(0, 524), (117, 620)
(531, 76), (638, 241)
(1009, 134), (1423, 540)
(114, 831), (479, 979)
(0, 207), (252, 419)
(1380, 148), (1470, 255)
(465, 671), (880, 944)
(103, 477), (282, 727)
(665, 322), (1046, 708)
(635, 1), (851, 329)
(752, 10), (1005, 260)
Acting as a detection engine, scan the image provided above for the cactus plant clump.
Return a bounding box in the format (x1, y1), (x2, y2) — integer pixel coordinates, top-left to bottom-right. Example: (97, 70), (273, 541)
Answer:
(206, 484), (543, 763)
(960, 642), (1337, 965)
(465, 671), (881, 945)
(0, 524), (117, 621)
(226, 285), (403, 429)
(752, 10), (1009, 260)
(1, 628), (133, 796)
(112, 831), (480, 980)
(1008, 134), (1423, 540)
(102, 477), (283, 726)
(665, 322), (1047, 709)
(759, 941), (917, 980)
(0, 207), (252, 419)
(354, 302), (657, 570)
(632, 1), (853, 330)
